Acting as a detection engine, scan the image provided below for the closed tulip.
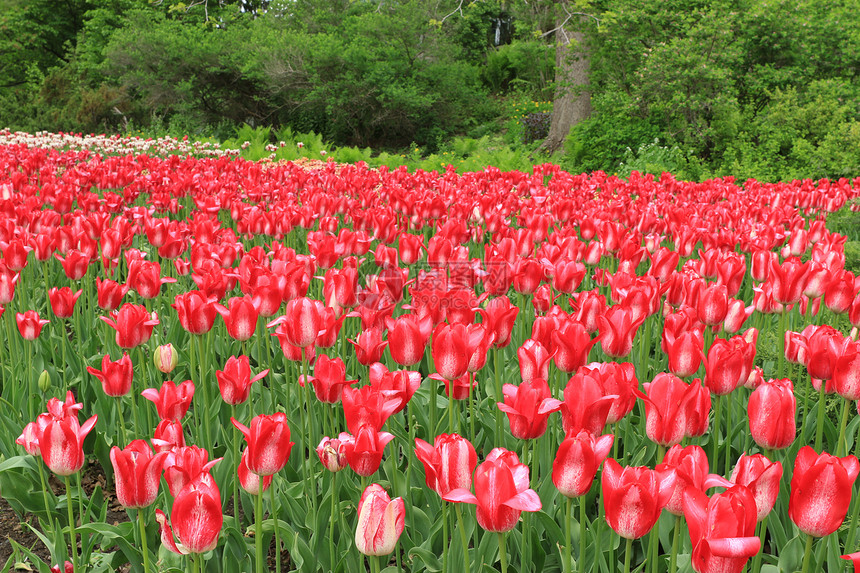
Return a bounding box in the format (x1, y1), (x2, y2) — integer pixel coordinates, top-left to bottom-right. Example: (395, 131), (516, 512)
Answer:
(316, 437), (348, 472)
(834, 339), (860, 400)
(386, 313), (432, 366)
(87, 353), (133, 397)
(299, 354), (356, 404)
(598, 305), (644, 358)
(127, 259), (176, 299)
(432, 323), (471, 381)
(478, 295), (520, 349)
(553, 430), (614, 498)
(369, 363), (421, 413)
(40, 414), (98, 476)
(517, 339), (553, 384)
(340, 426), (394, 477)
(237, 449), (273, 495)
(110, 440), (168, 508)
(602, 458), (675, 539)
(156, 472), (223, 554)
(696, 283), (728, 326)
(349, 326), (389, 366)
(637, 373), (700, 448)
(100, 303), (159, 349)
(216, 355), (269, 406)
(498, 378), (563, 440)
(355, 484), (405, 556)
(16, 310), (49, 340)
(656, 445), (731, 516)
(748, 378), (796, 450)
(172, 291), (218, 335)
(231, 413), (293, 476)
(48, 287), (82, 319)
(730, 453), (783, 522)
(580, 361), (638, 424)
(666, 329), (705, 379)
(142, 380), (195, 422)
(414, 433), (478, 498)
(342, 385), (401, 434)
(444, 447), (542, 532)
(789, 446), (860, 537)
(215, 296), (259, 342)
(551, 319), (599, 373)
(162, 445), (221, 497)
(560, 369), (617, 436)
(683, 484), (761, 573)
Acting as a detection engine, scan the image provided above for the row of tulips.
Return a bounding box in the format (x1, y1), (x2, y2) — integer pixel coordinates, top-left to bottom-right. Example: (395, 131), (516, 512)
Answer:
(0, 135), (860, 573)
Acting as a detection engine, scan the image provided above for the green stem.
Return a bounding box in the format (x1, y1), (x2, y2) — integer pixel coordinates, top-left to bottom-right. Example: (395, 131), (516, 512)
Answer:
(37, 462), (54, 534)
(61, 322), (68, 392)
(494, 347), (503, 445)
(454, 503), (471, 573)
(139, 508), (151, 573)
(198, 335), (213, 455)
(468, 373), (475, 440)
(579, 495), (587, 573)
(837, 398), (851, 457)
(330, 471), (338, 572)
(778, 310), (787, 379)
(27, 342), (34, 422)
(724, 393), (733, 476)
(448, 385), (455, 433)
(65, 476), (77, 573)
(623, 537), (633, 573)
(231, 404), (240, 519)
(752, 513), (769, 573)
(814, 382), (826, 452)
(498, 532), (508, 573)
(649, 518), (659, 573)
(669, 515), (681, 573)
(371, 555), (381, 573)
(565, 497), (573, 573)
(799, 534), (814, 573)
(270, 479), (281, 573)
(712, 393), (723, 470)
(442, 501), (448, 573)
(256, 485), (264, 573)
(116, 397), (128, 447)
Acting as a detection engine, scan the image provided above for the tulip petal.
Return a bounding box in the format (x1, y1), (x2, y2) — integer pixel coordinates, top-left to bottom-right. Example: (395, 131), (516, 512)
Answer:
(703, 537), (761, 559)
(502, 489), (542, 512)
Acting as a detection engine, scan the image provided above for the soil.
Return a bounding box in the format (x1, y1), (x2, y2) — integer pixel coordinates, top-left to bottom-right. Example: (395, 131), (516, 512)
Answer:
(0, 462), (129, 571)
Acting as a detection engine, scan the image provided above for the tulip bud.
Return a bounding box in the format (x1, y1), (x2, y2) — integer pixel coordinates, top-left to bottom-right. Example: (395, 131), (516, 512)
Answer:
(154, 344), (179, 374)
(38, 370), (51, 392)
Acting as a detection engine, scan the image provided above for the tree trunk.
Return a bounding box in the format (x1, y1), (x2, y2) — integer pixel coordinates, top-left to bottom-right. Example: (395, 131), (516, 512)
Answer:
(540, 16), (592, 155)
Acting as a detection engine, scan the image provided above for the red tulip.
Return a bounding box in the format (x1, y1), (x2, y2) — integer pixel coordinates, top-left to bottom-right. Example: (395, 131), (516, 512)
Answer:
(431, 323), (471, 381)
(696, 283), (728, 327)
(95, 278), (128, 311)
(789, 445), (860, 537)
(730, 453), (783, 521)
(100, 303), (159, 349)
(656, 445), (731, 516)
(498, 378), (563, 440)
(578, 362), (638, 424)
(398, 233), (425, 265)
(637, 373), (700, 448)
(553, 430), (614, 498)
(770, 257), (810, 305)
(560, 369), (617, 436)
(215, 296), (260, 342)
(842, 552), (860, 572)
(127, 259), (176, 299)
(152, 419), (185, 453)
(570, 290), (606, 334)
(231, 413), (294, 476)
(825, 270), (856, 314)
(683, 484), (760, 573)
(55, 250), (89, 280)
(349, 326), (389, 366)
(355, 484), (405, 556)
(16, 310), (49, 340)
(723, 298), (754, 334)
(48, 287), (82, 319)
(316, 436), (348, 473)
(40, 413), (98, 476)
(703, 333), (757, 396)
(156, 472), (223, 554)
(834, 339), (860, 400)
(386, 314), (432, 366)
(444, 447), (542, 532)
(666, 329), (705, 379)
(598, 305), (644, 358)
(172, 291), (218, 335)
(237, 449), (273, 495)
(342, 385), (401, 434)
(517, 339), (553, 384)
(684, 381), (712, 439)
(0, 264), (19, 304)
(299, 354), (356, 404)
(601, 458), (675, 539)
(86, 353), (133, 397)
(551, 319), (599, 373)
(748, 378), (796, 450)
(340, 426), (394, 477)
(163, 445), (220, 497)
(804, 325), (843, 380)
(110, 440), (168, 508)
(414, 433), (478, 498)
(142, 380), (195, 422)
(3, 239), (31, 271)
(369, 363), (421, 413)
(216, 355), (269, 406)
(274, 297), (322, 348)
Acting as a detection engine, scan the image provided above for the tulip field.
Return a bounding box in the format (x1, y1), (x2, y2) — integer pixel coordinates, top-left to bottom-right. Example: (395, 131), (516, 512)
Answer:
(4, 129), (860, 573)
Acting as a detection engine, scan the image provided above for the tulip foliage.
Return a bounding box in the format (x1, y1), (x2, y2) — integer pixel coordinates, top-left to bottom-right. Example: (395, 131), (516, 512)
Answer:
(1, 130), (860, 573)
